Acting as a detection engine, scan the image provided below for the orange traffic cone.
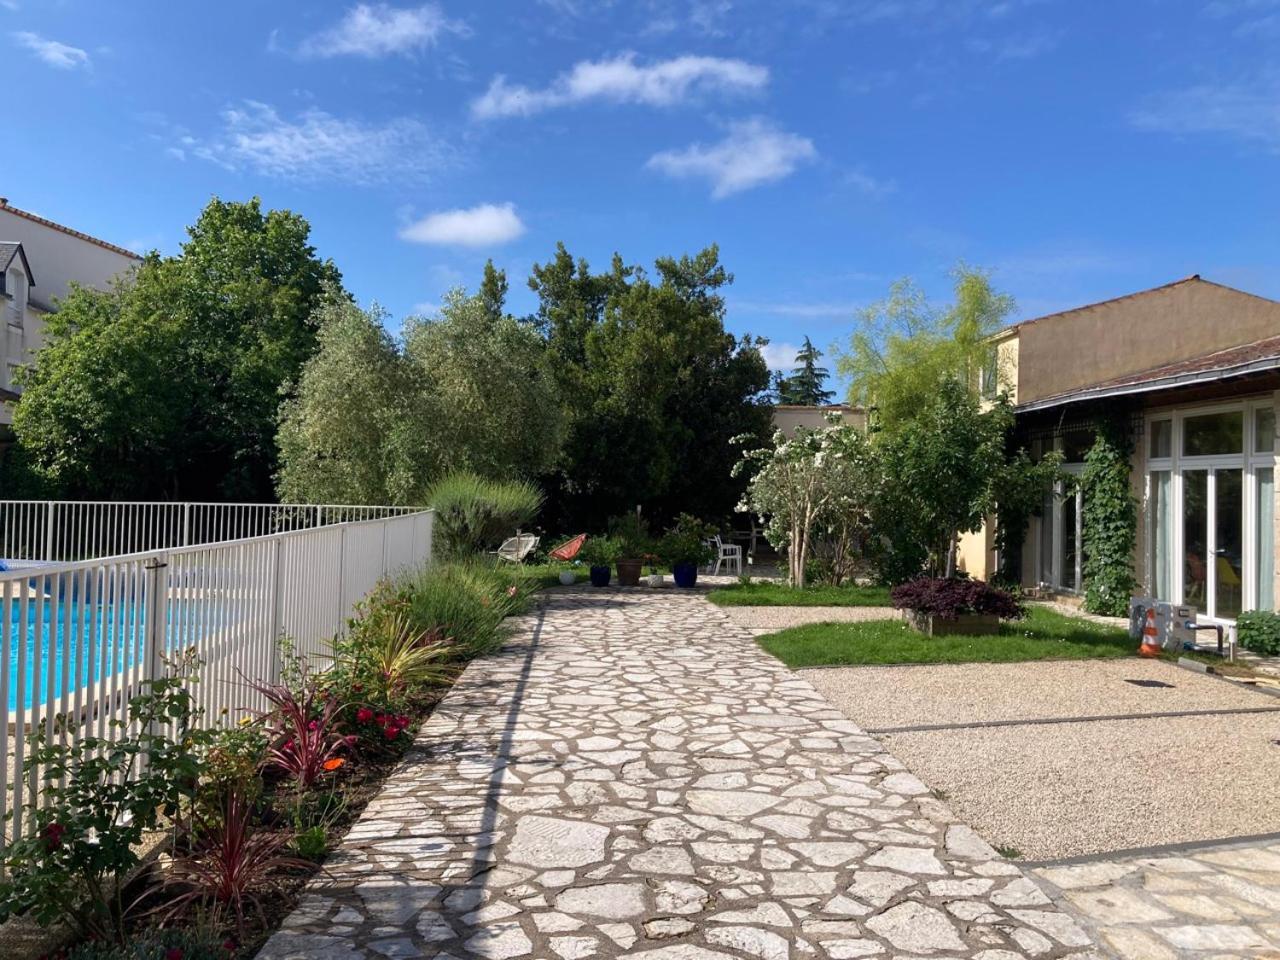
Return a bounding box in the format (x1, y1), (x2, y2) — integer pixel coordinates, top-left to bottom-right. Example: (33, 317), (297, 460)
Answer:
(1138, 607), (1163, 657)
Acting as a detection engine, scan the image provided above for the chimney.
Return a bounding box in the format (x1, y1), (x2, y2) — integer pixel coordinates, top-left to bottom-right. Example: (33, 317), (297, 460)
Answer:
(0, 198), (7, 207)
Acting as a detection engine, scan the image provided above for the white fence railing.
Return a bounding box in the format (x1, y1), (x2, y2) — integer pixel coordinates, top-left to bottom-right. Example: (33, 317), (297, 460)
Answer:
(0, 508), (434, 849)
(0, 501), (421, 564)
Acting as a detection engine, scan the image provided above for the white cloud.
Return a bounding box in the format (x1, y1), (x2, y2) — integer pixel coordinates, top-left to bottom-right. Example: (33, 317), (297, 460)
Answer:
(736, 300), (861, 319)
(299, 3), (464, 58)
(191, 101), (450, 183)
(647, 118), (816, 198)
(760, 341), (802, 371)
(1131, 71), (1280, 149)
(399, 203), (527, 247)
(471, 52), (767, 119)
(13, 31), (89, 69)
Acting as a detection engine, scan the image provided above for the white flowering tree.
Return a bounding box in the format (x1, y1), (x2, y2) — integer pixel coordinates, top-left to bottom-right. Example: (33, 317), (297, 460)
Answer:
(733, 420), (875, 588)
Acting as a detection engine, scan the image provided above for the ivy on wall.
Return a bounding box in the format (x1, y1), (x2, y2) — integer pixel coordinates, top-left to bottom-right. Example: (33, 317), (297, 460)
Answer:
(1081, 415), (1138, 616)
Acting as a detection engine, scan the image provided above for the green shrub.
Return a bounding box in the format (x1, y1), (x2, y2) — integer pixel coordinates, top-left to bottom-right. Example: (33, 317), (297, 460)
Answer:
(65, 927), (234, 960)
(606, 514), (652, 559)
(579, 536), (621, 568)
(403, 562), (528, 657)
(427, 471), (545, 559)
(1237, 610), (1280, 656)
(658, 515), (715, 567)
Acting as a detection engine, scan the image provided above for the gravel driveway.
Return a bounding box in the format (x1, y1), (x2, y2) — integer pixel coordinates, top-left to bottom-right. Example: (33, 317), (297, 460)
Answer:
(807, 658), (1280, 860)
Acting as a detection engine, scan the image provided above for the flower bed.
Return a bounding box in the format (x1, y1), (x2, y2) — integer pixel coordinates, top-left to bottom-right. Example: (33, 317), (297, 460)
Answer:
(3, 561), (535, 960)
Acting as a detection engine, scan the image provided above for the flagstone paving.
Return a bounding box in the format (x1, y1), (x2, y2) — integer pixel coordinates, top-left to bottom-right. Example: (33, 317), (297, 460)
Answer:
(258, 589), (1105, 960)
(1033, 839), (1280, 959)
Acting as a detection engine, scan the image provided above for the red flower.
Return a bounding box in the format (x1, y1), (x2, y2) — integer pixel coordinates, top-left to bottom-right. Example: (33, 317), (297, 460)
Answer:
(41, 822), (65, 851)
(383, 727), (399, 740)
(166, 949), (184, 960)
(356, 708), (374, 724)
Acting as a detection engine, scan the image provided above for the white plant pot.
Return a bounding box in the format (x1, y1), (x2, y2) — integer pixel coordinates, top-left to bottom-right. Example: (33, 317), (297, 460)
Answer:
(647, 573), (664, 588)
(559, 570), (576, 586)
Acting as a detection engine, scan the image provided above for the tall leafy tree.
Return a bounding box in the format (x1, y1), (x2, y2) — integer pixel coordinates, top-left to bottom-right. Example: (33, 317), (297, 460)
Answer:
(529, 243), (771, 529)
(837, 267), (1012, 431)
(12, 197), (341, 500)
(276, 294), (434, 506)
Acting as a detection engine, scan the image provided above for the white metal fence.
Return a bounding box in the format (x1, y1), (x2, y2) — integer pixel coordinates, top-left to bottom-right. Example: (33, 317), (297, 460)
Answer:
(0, 501), (420, 565)
(0, 508), (434, 849)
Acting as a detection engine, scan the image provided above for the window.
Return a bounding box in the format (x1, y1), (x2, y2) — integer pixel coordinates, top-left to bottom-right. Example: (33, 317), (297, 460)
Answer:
(6, 268), (24, 327)
(979, 348), (999, 399)
(1149, 419), (1172, 459)
(1149, 471), (1173, 599)
(1258, 468), (1274, 611)
(1255, 408), (1275, 454)
(1183, 411), (1243, 456)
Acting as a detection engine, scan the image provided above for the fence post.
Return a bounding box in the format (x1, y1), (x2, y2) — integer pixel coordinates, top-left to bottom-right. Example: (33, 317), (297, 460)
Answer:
(268, 537), (284, 683)
(336, 523), (347, 636)
(182, 503), (191, 548)
(43, 502), (54, 562)
(143, 555), (169, 686)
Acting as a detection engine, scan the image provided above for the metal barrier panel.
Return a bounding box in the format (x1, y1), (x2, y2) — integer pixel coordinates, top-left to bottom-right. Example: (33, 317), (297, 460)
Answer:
(0, 509), (433, 853)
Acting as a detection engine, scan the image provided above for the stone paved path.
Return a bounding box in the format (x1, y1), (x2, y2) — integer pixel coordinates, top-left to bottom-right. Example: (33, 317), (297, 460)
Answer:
(1034, 839), (1280, 959)
(258, 590), (1103, 960)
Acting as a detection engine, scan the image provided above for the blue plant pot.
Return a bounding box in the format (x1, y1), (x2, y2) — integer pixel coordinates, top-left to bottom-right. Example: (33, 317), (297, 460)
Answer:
(673, 562), (698, 588)
(589, 565), (612, 587)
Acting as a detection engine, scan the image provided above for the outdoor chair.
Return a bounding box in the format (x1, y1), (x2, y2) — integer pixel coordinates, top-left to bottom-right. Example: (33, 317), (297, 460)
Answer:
(496, 533), (540, 563)
(711, 535), (743, 576)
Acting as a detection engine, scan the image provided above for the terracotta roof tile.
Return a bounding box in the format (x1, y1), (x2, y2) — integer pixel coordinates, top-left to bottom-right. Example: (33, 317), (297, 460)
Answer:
(0, 199), (142, 261)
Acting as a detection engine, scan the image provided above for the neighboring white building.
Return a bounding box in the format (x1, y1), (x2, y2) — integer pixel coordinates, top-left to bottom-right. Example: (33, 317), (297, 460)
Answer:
(0, 197), (141, 425)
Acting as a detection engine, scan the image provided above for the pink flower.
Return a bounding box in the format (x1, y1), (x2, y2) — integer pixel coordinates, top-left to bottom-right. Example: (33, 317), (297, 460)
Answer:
(356, 707), (374, 724)
(383, 727), (399, 740)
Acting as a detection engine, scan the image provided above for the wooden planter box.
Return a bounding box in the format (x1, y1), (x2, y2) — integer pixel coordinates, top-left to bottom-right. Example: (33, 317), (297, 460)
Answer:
(905, 610), (999, 637)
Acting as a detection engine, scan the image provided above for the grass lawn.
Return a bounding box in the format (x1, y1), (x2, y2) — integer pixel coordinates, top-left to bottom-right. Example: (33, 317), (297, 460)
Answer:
(759, 606), (1134, 667)
(706, 581), (893, 607)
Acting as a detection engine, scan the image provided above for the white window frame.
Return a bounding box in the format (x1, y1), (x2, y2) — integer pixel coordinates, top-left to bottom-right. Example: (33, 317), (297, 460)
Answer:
(1033, 436), (1085, 594)
(1144, 398), (1276, 623)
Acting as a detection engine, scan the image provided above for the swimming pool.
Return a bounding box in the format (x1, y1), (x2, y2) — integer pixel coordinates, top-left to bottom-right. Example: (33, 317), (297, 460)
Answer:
(1, 595), (222, 712)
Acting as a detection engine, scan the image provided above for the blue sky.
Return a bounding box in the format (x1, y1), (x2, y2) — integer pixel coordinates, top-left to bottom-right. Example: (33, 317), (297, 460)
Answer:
(7, 0), (1280, 376)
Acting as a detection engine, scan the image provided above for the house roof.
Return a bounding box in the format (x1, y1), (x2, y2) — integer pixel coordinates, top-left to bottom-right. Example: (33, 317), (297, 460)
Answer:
(0, 241), (33, 286)
(1002, 275), (1280, 335)
(0, 198), (141, 261)
(1017, 334), (1280, 412)
(773, 403), (860, 412)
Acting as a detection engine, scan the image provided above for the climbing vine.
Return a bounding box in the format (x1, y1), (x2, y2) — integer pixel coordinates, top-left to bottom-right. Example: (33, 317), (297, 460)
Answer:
(1081, 415), (1137, 616)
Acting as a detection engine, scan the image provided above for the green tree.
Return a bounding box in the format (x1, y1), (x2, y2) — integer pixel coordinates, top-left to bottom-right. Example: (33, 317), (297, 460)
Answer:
(869, 380), (1016, 581)
(276, 294), (435, 505)
(13, 197), (341, 500)
(777, 336), (834, 405)
(405, 289), (565, 482)
(529, 243), (772, 529)
(838, 268), (1013, 431)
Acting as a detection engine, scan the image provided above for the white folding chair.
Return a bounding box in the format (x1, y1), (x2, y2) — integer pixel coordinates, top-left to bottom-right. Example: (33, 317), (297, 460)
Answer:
(712, 535), (743, 576)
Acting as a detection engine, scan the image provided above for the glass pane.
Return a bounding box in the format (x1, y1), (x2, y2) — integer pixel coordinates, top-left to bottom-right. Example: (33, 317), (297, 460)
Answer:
(1149, 420), (1172, 459)
(1183, 470), (1208, 612)
(1150, 471), (1173, 599)
(1255, 408), (1275, 454)
(1062, 430), (1093, 464)
(1183, 411), (1242, 456)
(1061, 493), (1077, 590)
(1214, 468), (1243, 619)
(1039, 492), (1053, 585)
(1258, 468), (1274, 611)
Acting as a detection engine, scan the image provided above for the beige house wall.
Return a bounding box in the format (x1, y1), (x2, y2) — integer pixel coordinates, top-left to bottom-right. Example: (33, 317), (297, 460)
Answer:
(771, 405), (866, 436)
(957, 525), (993, 580)
(1015, 280), (1280, 405)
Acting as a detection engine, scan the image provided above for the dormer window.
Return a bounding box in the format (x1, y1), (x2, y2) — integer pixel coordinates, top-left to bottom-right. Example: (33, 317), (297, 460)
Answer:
(5, 268), (24, 327)
(0, 242), (33, 328)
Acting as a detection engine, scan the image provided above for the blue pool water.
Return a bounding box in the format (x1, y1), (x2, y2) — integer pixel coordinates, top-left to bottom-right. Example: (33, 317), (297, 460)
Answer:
(2, 595), (221, 712)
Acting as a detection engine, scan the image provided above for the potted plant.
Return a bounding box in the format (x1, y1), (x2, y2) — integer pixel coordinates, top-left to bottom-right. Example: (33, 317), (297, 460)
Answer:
(643, 553), (664, 588)
(660, 515), (716, 588)
(608, 514), (651, 587)
(890, 577), (1025, 636)
(580, 538), (619, 587)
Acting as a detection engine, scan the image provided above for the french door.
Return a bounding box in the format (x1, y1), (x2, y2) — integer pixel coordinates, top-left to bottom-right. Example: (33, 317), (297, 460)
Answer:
(1179, 465), (1244, 621)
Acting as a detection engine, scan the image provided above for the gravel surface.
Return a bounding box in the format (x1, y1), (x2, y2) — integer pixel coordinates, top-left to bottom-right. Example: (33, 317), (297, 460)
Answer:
(885, 712), (1280, 860)
(804, 658), (1278, 730)
(719, 604), (899, 631)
